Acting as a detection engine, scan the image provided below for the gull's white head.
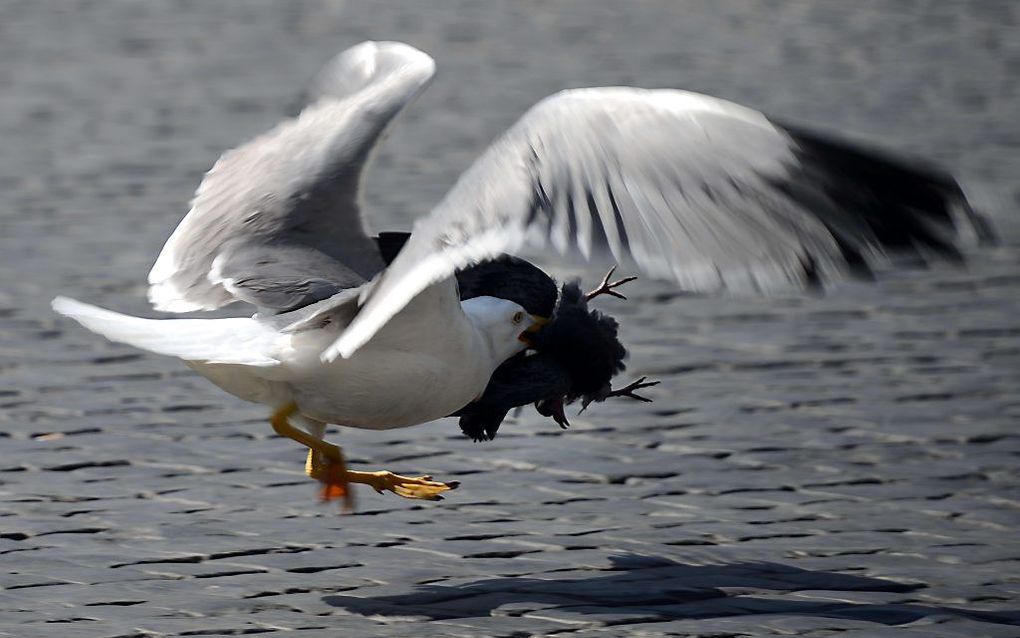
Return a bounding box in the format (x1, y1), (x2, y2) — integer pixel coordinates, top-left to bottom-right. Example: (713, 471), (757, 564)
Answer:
(462, 296), (549, 366)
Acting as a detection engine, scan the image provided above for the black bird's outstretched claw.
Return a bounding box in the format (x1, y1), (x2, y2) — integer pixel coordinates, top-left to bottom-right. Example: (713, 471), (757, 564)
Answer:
(584, 266), (638, 302)
(606, 376), (659, 402)
(536, 397), (571, 429)
(580, 377), (660, 412)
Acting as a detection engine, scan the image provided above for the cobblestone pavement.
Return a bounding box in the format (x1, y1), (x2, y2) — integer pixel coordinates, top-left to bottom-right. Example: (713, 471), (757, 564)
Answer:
(2, 1), (1019, 636)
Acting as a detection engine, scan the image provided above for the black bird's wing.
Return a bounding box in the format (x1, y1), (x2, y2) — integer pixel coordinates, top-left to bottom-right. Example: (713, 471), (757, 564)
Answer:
(375, 232), (558, 316)
(451, 352), (573, 441)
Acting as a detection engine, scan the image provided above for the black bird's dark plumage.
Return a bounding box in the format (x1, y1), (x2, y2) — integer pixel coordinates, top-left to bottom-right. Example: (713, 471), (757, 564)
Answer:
(451, 353), (572, 442)
(529, 283), (627, 401)
(377, 232), (559, 317)
(455, 256), (559, 318)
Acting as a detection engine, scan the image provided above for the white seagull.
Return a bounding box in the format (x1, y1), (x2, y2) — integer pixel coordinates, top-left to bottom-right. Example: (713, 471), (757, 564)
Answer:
(52, 41), (990, 507)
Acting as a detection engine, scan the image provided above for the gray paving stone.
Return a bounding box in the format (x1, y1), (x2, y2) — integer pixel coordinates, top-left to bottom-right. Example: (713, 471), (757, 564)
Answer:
(3, 1), (1020, 636)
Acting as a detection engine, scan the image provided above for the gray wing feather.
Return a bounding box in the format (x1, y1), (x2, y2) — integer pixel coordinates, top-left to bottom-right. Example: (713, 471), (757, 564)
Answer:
(148, 41), (436, 313)
(212, 242), (366, 312)
(328, 87), (984, 359)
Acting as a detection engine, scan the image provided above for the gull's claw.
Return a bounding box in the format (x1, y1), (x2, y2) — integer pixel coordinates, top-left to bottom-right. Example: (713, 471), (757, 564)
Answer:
(585, 266), (638, 302)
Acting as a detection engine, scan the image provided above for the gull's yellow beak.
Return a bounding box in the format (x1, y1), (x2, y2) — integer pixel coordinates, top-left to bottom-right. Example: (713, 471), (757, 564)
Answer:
(518, 314), (550, 347)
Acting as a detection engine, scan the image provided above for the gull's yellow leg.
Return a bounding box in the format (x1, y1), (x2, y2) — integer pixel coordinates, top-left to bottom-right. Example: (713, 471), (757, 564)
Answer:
(270, 403), (352, 509)
(270, 403), (458, 504)
(270, 403), (343, 464)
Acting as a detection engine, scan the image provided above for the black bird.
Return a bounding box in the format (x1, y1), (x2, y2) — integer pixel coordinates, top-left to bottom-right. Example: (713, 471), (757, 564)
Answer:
(379, 232), (657, 442)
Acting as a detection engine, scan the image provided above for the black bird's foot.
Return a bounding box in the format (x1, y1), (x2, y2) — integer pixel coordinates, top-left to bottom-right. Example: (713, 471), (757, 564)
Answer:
(580, 377), (660, 412)
(536, 396), (571, 429)
(585, 266), (638, 302)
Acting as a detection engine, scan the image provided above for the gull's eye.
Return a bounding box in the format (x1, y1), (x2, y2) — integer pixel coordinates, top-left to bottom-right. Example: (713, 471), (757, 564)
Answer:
(512, 311), (525, 325)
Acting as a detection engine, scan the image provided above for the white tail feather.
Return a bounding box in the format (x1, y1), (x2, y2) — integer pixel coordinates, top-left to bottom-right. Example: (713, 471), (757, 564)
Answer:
(51, 296), (281, 367)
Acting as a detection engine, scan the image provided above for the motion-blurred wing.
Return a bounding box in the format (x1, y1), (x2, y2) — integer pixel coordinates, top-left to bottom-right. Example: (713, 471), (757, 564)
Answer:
(148, 41), (436, 313)
(330, 87), (990, 358)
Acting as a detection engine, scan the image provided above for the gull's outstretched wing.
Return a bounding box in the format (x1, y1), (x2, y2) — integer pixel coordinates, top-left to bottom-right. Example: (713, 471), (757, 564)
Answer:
(148, 41), (436, 313)
(329, 87), (990, 359)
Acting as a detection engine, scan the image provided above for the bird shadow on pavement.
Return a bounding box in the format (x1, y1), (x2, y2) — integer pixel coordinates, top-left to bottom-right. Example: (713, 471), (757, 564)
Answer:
(323, 554), (1020, 627)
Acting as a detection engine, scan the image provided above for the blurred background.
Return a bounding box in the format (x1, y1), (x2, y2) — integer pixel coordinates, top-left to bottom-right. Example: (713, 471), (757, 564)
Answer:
(1, 1), (1018, 635)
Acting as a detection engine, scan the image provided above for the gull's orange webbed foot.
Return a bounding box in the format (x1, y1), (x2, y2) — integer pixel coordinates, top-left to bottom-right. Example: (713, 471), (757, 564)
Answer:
(346, 470), (460, 501)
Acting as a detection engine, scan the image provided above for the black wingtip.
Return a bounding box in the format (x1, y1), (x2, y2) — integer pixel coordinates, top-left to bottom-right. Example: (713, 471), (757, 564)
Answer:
(774, 121), (993, 276)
